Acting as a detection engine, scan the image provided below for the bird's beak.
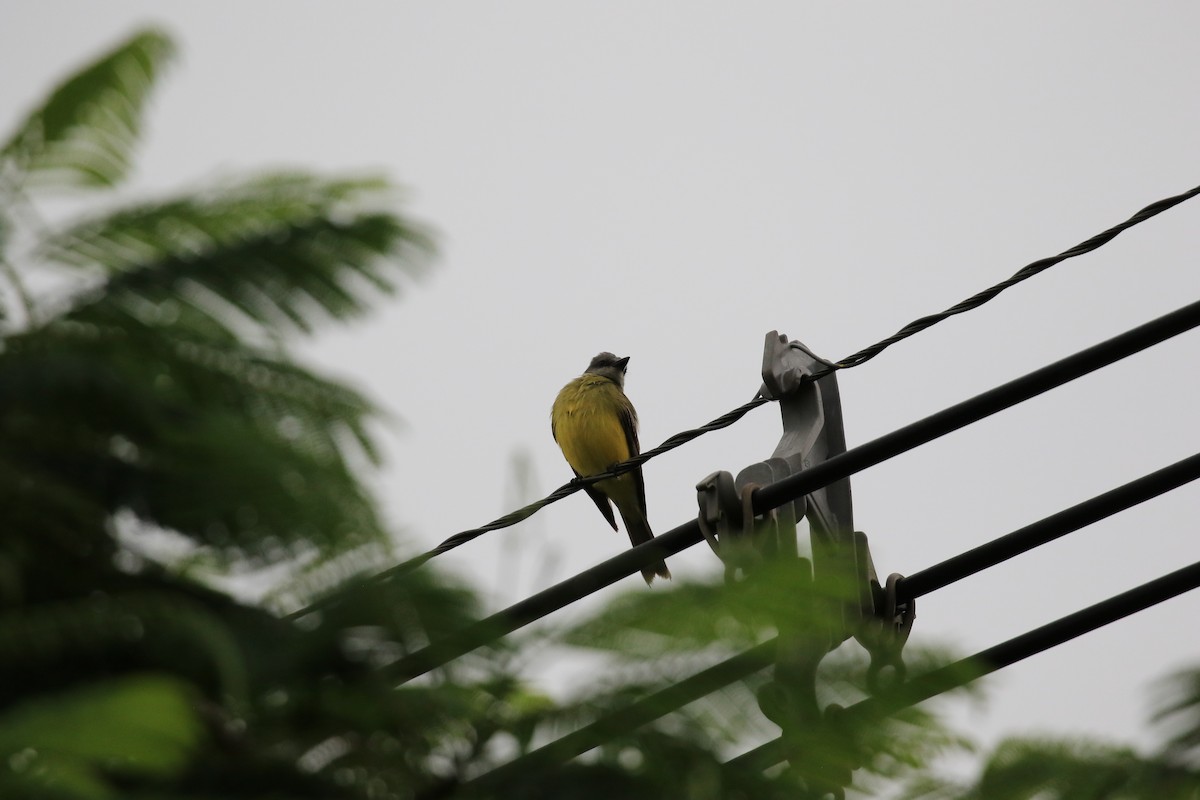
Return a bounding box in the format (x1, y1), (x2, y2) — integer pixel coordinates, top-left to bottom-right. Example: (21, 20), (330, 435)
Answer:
(616, 356), (630, 371)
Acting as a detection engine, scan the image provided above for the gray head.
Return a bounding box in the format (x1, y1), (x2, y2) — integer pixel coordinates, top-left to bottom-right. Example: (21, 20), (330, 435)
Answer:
(584, 351), (629, 386)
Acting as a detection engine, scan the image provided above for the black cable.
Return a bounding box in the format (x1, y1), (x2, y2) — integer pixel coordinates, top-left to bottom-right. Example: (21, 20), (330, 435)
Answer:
(424, 396), (772, 559)
(752, 297), (1200, 515)
(382, 299), (1200, 680)
(836, 183), (1200, 369)
(729, 559), (1200, 772)
(457, 640), (779, 795)
(287, 185), (1200, 625)
(423, 461), (1200, 781)
(896, 452), (1200, 602)
(381, 516), (707, 682)
(421, 183), (1200, 559)
(289, 397), (772, 619)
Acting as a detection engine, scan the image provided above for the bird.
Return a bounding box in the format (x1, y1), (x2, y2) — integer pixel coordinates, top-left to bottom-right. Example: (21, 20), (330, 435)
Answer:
(551, 352), (671, 584)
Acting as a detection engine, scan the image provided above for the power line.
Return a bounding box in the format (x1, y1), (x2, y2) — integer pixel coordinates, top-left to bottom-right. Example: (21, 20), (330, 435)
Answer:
(751, 297), (1200, 517)
(424, 182), (1200, 560)
(835, 183), (1200, 369)
(729, 558), (1200, 772)
(289, 185), (1200, 623)
(365, 187), (1200, 794)
(405, 453), (1200, 784)
(382, 298), (1200, 682)
(896, 452), (1200, 602)
(448, 641), (779, 797)
(423, 395), (771, 559)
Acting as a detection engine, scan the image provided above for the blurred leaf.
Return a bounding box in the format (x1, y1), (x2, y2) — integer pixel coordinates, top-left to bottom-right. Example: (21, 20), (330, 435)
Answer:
(979, 738), (1174, 799)
(1151, 665), (1200, 767)
(40, 172), (434, 336)
(273, 546), (488, 652)
(563, 560), (836, 656)
(898, 736), (1200, 800)
(0, 593), (248, 707)
(0, 313), (389, 564)
(0, 29), (174, 190)
(0, 757), (113, 800)
(0, 674), (202, 789)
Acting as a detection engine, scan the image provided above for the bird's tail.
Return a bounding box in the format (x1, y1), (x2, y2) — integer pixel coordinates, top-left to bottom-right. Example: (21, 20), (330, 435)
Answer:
(618, 504), (671, 585)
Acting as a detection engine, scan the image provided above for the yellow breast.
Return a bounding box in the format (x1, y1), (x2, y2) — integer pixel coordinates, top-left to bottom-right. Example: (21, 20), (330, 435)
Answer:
(552, 376), (632, 477)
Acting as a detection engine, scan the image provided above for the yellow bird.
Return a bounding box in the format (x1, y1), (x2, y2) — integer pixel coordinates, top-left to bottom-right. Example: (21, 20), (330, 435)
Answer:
(552, 352), (670, 584)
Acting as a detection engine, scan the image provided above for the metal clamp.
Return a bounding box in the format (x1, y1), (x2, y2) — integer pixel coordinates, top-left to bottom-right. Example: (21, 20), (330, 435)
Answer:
(696, 470), (742, 556)
(697, 472), (772, 580)
(700, 332), (914, 798)
(745, 332), (876, 646)
(862, 573), (915, 692)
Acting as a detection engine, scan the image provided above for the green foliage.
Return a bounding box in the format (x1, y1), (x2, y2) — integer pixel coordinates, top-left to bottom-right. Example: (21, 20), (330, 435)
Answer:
(562, 561), (798, 655)
(545, 563), (978, 798)
(0, 674), (202, 797)
(903, 736), (1200, 799)
(0, 29), (174, 190)
(41, 172), (433, 337)
(1152, 665), (1200, 768)
(899, 668), (1200, 799)
(0, 25), (474, 800)
(1, 41), (433, 567)
(1, 316), (390, 564)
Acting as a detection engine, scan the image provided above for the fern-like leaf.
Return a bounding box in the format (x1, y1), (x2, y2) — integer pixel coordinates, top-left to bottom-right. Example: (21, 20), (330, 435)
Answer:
(0, 29), (174, 190)
(0, 312), (390, 564)
(38, 172), (433, 335)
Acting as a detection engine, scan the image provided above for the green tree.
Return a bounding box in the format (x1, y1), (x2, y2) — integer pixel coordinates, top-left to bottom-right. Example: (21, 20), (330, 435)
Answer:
(900, 664), (1200, 800)
(0, 28), (498, 799)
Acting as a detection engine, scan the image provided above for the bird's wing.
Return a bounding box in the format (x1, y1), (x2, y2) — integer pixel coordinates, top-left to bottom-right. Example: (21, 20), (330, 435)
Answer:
(575, 468), (619, 531)
(618, 397), (649, 516)
(619, 401), (639, 455)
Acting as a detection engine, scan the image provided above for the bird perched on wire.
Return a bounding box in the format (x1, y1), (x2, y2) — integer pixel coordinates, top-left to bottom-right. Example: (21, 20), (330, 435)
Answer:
(551, 352), (671, 584)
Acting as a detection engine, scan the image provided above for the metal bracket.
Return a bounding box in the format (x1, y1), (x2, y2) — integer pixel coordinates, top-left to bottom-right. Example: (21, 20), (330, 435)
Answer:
(695, 470), (743, 556)
(696, 472), (770, 580)
(742, 333), (877, 636)
(694, 331), (913, 793)
(861, 573), (916, 692)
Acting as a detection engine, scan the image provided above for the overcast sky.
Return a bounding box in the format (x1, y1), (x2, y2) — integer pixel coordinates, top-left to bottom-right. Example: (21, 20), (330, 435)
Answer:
(4, 1), (1199, 774)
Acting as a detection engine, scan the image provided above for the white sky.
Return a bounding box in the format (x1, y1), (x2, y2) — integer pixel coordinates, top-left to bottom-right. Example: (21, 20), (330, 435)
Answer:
(4, 1), (1199, 777)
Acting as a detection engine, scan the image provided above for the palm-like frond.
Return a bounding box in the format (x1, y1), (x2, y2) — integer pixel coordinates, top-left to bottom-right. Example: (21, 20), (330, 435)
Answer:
(980, 738), (1200, 799)
(0, 592), (248, 707)
(0, 675), (202, 796)
(1152, 666), (1200, 768)
(562, 559), (860, 655)
(0, 312), (390, 563)
(38, 173), (433, 336)
(0, 29), (174, 190)
(4, 168), (431, 564)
